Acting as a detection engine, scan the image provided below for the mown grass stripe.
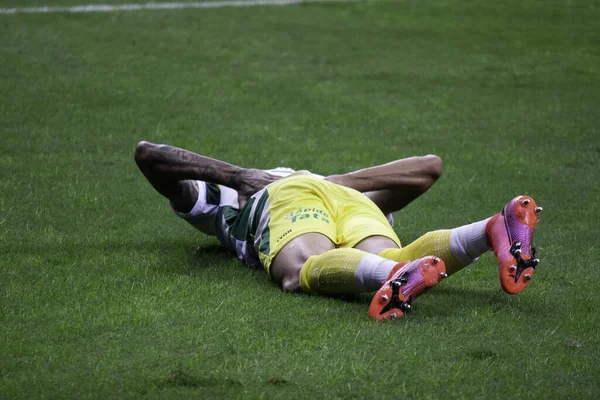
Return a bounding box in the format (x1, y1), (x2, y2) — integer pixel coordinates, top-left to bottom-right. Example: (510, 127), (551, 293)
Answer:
(0, 0), (375, 15)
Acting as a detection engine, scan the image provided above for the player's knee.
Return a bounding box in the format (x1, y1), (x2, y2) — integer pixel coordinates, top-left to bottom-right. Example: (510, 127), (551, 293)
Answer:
(281, 274), (302, 293)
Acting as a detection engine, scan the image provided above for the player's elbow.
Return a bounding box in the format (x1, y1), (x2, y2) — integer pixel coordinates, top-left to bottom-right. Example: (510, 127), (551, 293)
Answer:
(423, 154), (442, 181)
(134, 141), (155, 167)
(418, 154), (442, 189)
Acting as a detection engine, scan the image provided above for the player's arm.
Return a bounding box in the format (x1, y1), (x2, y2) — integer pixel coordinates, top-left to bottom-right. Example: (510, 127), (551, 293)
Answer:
(325, 155), (442, 215)
(134, 141), (279, 210)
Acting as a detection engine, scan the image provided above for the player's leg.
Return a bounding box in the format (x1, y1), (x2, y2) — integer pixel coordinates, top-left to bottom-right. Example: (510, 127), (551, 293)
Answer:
(345, 229), (449, 320)
(378, 226), (486, 276)
(326, 155), (442, 215)
(261, 204), (390, 294)
(283, 179), (407, 294)
(269, 233), (335, 292)
(259, 175), (404, 294)
(378, 196), (542, 294)
(257, 176), (447, 321)
(291, 235), (448, 321)
(273, 234), (446, 295)
(277, 179), (448, 320)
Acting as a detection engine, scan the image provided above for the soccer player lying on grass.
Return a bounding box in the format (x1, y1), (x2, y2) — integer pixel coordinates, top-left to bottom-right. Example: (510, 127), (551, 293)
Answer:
(134, 141), (542, 320)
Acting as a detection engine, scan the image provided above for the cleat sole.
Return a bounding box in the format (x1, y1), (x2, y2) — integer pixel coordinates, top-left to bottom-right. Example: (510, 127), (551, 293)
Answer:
(487, 196), (541, 294)
(368, 256), (446, 321)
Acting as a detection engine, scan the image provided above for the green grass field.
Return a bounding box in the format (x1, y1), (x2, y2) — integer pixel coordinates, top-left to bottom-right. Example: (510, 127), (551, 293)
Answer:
(1, 0), (599, 398)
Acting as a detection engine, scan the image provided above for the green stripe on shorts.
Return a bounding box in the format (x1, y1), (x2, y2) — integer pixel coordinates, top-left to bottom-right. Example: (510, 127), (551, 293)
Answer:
(255, 190), (271, 257)
(251, 190), (270, 233)
(259, 225), (270, 258)
(229, 197), (255, 241)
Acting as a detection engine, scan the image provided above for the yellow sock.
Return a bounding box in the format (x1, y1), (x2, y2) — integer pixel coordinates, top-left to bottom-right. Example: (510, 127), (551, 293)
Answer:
(378, 230), (465, 275)
(299, 248), (396, 294)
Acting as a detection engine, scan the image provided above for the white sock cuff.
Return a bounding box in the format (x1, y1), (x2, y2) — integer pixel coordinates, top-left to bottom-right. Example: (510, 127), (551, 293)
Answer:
(354, 253), (397, 292)
(449, 218), (491, 265)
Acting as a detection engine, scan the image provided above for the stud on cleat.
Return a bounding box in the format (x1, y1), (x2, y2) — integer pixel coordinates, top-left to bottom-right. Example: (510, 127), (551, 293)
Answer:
(486, 195), (541, 294)
(368, 256), (447, 321)
(440, 272), (448, 279)
(524, 274), (531, 281)
(535, 207), (543, 213)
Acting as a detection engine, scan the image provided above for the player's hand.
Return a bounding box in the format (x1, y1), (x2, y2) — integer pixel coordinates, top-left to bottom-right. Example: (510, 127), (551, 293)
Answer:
(236, 169), (280, 209)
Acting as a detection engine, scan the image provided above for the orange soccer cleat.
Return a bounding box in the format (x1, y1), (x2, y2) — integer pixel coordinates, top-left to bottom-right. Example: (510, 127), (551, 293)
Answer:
(486, 196), (542, 294)
(368, 256), (447, 321)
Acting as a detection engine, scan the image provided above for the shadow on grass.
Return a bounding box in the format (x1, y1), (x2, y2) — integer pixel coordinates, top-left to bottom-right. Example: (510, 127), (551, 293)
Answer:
(9, 235), (245, 276)
(190, 243), (286, 295)
(155, 368), (242, 389)
(190, 243), (237, 269)
(153, 367), (294, 395)
(22, 235), (554, 321)
(308, 285), (505, 307)
(410, 284), (555, 321)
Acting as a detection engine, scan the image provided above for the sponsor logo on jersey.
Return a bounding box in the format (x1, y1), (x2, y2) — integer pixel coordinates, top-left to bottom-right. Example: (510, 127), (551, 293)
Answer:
(284, 208), (330, 224)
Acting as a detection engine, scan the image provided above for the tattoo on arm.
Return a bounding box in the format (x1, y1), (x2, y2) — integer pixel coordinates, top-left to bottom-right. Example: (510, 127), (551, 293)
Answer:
(151, 144), (241, 189)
